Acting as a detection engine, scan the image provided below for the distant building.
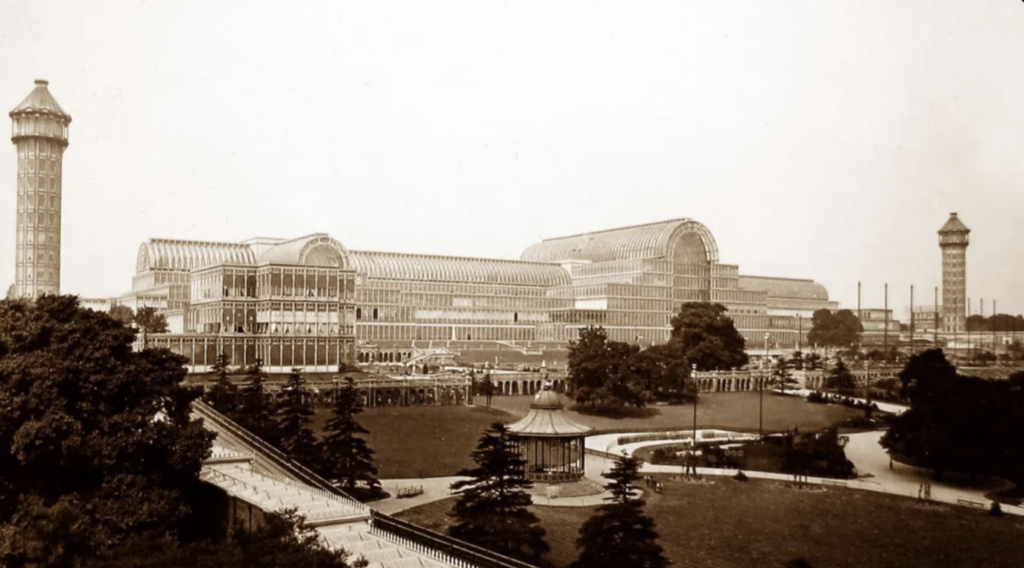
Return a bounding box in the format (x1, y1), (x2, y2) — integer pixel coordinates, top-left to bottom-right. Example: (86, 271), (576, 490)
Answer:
(905, 304), (941, 334)
(9, 80), (71, 299)
(938, 212), (969, 333)
(79, 297), (111, 313)
(121, 219), (839, 372)
(858, 308), (900, 347)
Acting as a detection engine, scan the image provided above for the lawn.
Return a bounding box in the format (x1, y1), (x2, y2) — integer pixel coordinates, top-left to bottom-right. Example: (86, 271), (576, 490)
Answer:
(311, 404), (512, 479)
(309, 393), (861, 479)
(480, 392), (862, 434)
(396, 476), (1024, 568)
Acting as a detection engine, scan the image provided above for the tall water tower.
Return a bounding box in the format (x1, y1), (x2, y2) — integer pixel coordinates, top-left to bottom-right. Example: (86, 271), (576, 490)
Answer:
(938, 212), (970, 333)
(10, 80), (71, 299)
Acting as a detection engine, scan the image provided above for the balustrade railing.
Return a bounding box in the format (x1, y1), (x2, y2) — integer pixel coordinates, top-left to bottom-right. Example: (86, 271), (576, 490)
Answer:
(368, 511), (538, 568)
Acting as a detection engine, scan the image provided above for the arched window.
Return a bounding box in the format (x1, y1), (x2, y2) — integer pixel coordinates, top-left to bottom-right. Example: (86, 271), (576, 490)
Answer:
(356, 308), (362, 320)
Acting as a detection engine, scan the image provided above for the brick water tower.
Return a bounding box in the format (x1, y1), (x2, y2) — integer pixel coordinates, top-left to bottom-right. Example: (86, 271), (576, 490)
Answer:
(938, 212), (970, 333)
(10, 80), (71, 299)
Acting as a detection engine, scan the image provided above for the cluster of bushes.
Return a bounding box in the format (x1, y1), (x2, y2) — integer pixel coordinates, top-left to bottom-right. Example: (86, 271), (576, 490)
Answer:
(806, 390), (880, 411)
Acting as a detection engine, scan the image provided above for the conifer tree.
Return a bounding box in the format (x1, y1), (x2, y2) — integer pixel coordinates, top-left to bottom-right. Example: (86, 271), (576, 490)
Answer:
(275, 368), (319, 467)
(771, 356), (800, 394)
(205, 352), (238, 414)
(449, 422), (548, 563)
(320, 377), (380, 497)
(235, 358), (278, 445)
(826, 358), (857, 398)
(572, 453), (667, 568)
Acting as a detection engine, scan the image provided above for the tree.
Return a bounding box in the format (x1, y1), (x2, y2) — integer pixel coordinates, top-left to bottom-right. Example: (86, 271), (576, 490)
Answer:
(478, 373), (496, 408)
(204, 353), (237, 414)
(88, 510), (362, 568)
(825, 358), (856, 397)
(771, 356), (799, 394)
(109, 304), (135, 326)
(791, 350), (804, 370)
(275, 369), (319, 468)
(806, 309), (863, 352)
(0, 296), (215, 568)
(134, 306), (169, 347)
(571, 453), (667, 568)
(319, 378), (379, 497)
(565, 327), (645, 408)
(628, 342), (694, 403)
(667, 302), (748, 371)
(881, 349), (1024, 482)
(449, 422), (548, 563)
(234, 359), (278, 445)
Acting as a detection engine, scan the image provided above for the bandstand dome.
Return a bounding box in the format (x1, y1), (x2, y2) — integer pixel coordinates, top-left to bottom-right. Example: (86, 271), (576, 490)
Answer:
(507, 390), (592, 437)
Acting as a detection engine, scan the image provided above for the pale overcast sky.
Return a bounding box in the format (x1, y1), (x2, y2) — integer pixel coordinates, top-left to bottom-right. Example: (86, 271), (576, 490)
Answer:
(1, 0), (1022, 316)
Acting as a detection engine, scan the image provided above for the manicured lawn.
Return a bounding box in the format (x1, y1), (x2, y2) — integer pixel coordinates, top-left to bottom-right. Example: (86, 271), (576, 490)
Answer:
(397, 476), (1024, 568)
(480, 392), (862, 434)
(311, 404), (512, 479)
(310, 394), (860, 479)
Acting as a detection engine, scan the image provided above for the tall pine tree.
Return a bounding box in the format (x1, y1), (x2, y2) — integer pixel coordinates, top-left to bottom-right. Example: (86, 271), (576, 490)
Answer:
(572, 453), (667, 568)
(320, 377), (380, 498)
(205, 352), (237, 414)
(235, 359), (278, 445)
(771, 356), (799, 394)
(449, 422), (548, 563)
(275, 368), (319, 468)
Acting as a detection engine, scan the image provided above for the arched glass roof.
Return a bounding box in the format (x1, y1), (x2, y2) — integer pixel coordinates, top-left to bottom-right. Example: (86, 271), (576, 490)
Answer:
(520, 218), (719, 264)
(738, 275), (830, 301)
(257, 234), (349, 268)
(136, 239), (257, 273)
(348, 251), (571, 287)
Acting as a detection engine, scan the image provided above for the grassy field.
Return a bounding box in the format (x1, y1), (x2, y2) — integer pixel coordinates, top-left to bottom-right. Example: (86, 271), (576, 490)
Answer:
(397, 476), (1024, 568)
(480, 392), (862, 434)
(307, 393), (861, 479)
(311, 404), (511, 479)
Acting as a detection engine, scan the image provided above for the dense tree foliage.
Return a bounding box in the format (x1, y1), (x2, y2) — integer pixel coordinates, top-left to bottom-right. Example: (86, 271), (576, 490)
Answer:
(134, 306), (169, 347)
(966, 313), (1024, 333)
(668, 302), (748, 371)
(319, 378), (379, 497)
(275, 369), (319, 468)
(881, 349), (1024, 482)
(571, 453), (667, 568)
(566, 326), (696, 408)
(806, 309), (863, 350)
(566, 327), (644, 408)
(233, 359), (279, 445)
(0, 296), (215, 567)
(449, 422), (548, 563)
(204, 353), (237, 414)
(87, 510), (360, 568)
(108, 304), (135, 326)
(825, 358), (857, 397)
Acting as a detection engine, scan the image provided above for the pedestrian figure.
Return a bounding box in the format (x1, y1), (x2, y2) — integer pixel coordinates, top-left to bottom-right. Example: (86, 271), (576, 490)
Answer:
(917, 483), (923, 499)
(889, 456), (893, 470)
(925, 482), (932, 500)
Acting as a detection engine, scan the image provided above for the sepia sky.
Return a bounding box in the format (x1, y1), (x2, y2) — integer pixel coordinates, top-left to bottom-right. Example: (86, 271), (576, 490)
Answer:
(1, 0), (1022, 316)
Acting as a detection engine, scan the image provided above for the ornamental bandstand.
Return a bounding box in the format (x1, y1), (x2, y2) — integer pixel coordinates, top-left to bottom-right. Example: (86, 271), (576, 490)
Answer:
(507, 386), (592, 482)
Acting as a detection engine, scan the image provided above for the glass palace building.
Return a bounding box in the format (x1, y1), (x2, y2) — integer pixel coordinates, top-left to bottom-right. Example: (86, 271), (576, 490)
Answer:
(120, 218), (837, 372)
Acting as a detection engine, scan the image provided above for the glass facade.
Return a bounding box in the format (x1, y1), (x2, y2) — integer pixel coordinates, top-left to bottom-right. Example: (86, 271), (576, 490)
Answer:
(125, 219), (838, 371)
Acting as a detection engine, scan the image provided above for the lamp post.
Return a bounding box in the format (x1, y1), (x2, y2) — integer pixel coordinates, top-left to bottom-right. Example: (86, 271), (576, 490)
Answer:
(691, 362), (698, 477)
(760, 332), (769, 439)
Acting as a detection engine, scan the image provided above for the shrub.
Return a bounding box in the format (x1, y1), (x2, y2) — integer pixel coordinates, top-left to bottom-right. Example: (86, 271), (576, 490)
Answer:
(990, 502), (1005, 517)
(733, 470), (749, 482)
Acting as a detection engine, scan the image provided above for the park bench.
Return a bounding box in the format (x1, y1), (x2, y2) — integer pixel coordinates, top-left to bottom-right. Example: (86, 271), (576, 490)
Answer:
(956, 498), (986, 509)
(398, 485), (424, 499)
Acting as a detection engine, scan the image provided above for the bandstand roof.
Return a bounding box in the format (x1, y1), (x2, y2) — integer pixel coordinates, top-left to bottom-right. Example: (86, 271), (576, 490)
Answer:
(10, 80), (71, 121)
(520, 218), (719, 264)
(738, 275), (830, 301)
(347, 251), (571, 287)
(506, 389), (592, 437)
